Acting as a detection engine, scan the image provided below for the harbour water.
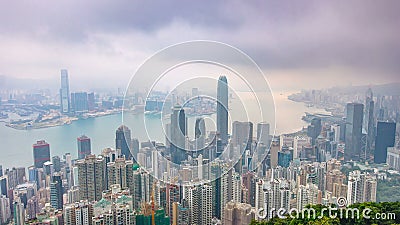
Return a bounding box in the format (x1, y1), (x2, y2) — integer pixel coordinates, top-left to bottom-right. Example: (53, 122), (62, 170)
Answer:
(0, 92), (329, 169)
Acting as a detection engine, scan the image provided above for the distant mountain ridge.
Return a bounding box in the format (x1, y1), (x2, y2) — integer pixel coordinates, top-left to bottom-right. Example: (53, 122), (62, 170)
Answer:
(326, 82), (400, 96)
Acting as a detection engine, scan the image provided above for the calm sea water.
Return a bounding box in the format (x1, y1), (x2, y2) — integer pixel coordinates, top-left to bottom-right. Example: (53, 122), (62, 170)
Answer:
(0, 92), (328, 169)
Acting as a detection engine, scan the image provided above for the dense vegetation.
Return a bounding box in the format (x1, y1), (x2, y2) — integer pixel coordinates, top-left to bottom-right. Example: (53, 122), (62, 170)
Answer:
(250, 202), (400, 225)
(377, 178), (400, 202)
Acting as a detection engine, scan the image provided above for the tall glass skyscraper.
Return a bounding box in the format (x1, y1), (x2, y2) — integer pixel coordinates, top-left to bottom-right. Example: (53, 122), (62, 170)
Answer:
(364, 88), (375, 157)
(374, 121), (396, 164)
(116, 125), (132, 159)
(170, 105), (187, 164)
(307, 117), (322, 145)
(257, 122), (270, 146)
(195, 117), (206, 153)
(50, 172), (63, 209)
(60, 69), (70, 114)
(345, 103), (364, 162)
(217, 76), (228, 145)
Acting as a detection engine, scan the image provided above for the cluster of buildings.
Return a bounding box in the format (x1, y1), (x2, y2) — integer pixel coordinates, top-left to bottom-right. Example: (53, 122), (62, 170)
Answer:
(0, 75), (398, 225)
(60, 69), (123, 115)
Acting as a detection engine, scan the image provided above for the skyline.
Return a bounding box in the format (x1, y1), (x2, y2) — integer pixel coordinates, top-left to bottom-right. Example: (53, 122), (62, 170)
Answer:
(0, 2), (400, 224)
(1, 1), (400, 91)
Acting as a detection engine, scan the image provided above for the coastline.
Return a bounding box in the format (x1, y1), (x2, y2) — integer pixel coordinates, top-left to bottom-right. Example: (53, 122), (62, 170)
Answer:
(288, 92), (344, 119)
(0, 92), (322, 169)
(4, 109), (122, 130)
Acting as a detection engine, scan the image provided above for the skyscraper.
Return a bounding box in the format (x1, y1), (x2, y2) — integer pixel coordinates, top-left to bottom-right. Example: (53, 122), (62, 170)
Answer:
(241, 172), (256, 207)
(231, 121), (253, 173)
(170, 105), (187, 165)
(296, 184), (320, 211)
(347, 170), (377, 204)
(64, 200), (93, 225)
(374, 121), (396, 164)
(52, 156), (61, 172)
(71, 92), (89, 113)
(220, 169), (233, 221)
(269, 139), (280, 168)
(107, 157), (134, 195)
(345, 103), (364, 162)
(172, 202), (190, 225)
(364, 88), (375, 158)
(210, 162), (222, 218)
(50, 172), (63, 210)
(33, 140), (50, 168)
(277, 149), (292, 168)
(132, 167), (153, 210)
(0, 177), (8, 197)
(387, 147), (400, 172)
(194, 117), (206, 153)
(167, 184), (181, 220)
(87, 92), (95, 111)
(13, 200), (25, 225)
(76, 155), (106, 201)
(256, 122), (270, 146)
(60, 69), (70, 114)
(116, 125), (132, 159)
(223, 201), (254, 225)
(78, 135), (92, 160)
(232, 121), (253, 151)
(0, 195), (10, 224)
(217, 76), (229, 145)
(262, 179), (290, 219)
(307, 118), (322, 145)
(188, 184), (213, 225)
(331, 124), (341, 143)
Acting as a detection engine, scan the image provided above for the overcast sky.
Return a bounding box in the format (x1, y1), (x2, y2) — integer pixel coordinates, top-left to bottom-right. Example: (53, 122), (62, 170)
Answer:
(0, 1), (399, 92)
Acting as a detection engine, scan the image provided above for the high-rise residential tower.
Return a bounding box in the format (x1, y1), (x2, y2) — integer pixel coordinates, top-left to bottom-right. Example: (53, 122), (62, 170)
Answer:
(76, 155), (106, 201)
(188, 184), (213, 225)
(347, 171), (377, 204)
(33, 140), (51, 168)
(107, 157), (134, 194)
(64, 200), (93, 225)
(217, 76), (229, 145)
(262, 179), (290, 219)
(223, 201), (254, 225)
(345, 103), (364, 162)
(77, 135), (91, 160)
(60, 69), (70, 114)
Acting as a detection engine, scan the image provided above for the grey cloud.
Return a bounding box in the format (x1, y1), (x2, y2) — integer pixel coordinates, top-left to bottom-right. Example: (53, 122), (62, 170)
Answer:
(0, 0), (399, 89)
(0, 1), (239, 41)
